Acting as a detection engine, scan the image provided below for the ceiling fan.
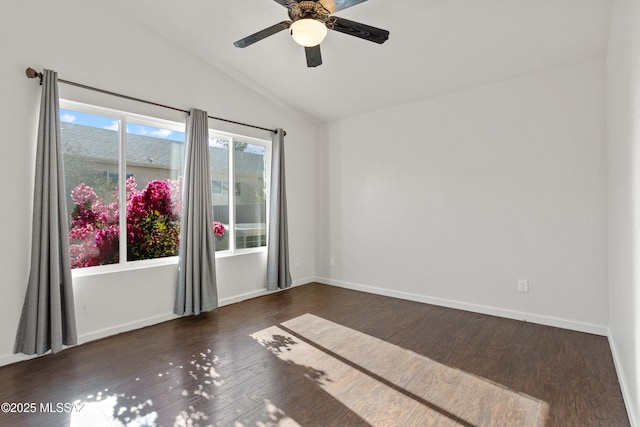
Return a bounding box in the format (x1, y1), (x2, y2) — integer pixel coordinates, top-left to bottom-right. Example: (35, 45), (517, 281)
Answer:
(233, 0), (389, 67)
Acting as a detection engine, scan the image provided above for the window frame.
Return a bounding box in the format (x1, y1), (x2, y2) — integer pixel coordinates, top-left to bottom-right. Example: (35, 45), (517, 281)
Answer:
(61, 99), (271, 277)
(208, 129), (271, 258)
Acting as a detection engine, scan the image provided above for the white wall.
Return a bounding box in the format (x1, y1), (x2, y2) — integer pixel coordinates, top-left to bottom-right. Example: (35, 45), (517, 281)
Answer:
(0, 4), (632, 422)
(0, 0), (317, 366)
(606, 0), (640, 424)
(318, 59), (608, 334)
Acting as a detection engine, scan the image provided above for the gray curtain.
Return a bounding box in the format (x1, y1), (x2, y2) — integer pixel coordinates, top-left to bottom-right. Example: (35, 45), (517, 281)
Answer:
(267, 129), (292, 290)
(15, 69), (77, 355)
(175, 109), (218, 315)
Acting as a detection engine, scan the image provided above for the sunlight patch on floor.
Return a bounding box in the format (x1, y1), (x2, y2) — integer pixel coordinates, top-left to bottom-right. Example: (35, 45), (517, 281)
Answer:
(70, 349), (225, 427)
(69, 347), (299, 426)
(69, 392), (157, 427)
(251, 313), (549, 427)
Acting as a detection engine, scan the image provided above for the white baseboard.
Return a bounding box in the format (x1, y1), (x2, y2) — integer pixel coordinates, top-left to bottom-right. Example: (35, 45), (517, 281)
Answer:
(608, 333), (639, 427)
(315, 277), (637, 424)
(78, 312), (179, 344)
(0, 352), (39, 367)
(0, 280), (312, 368)
(0, 312), (182, 366)
(292, 277), (315, 288)
(218, 277), (311, 306)
(219, 289), (272, 306)
(0, 313), (179, 367)
(315, 277), (609, 336)
(2, 277), (634, 426)
(80, 279), (312, 345)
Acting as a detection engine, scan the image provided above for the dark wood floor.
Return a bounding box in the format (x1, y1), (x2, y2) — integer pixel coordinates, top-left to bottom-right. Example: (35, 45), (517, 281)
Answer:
(0, 283), (629, 426)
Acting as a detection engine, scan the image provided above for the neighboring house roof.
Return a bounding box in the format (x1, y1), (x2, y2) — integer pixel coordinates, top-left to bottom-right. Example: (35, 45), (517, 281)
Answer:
(61, 122), (265, 175)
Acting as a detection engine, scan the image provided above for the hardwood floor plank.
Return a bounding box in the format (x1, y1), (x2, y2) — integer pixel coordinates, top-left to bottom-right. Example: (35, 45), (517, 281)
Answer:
(0, 283), (630, 426)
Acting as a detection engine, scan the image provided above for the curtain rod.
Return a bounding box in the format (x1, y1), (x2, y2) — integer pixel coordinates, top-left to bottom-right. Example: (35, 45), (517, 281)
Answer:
(25, 67), (278, 134)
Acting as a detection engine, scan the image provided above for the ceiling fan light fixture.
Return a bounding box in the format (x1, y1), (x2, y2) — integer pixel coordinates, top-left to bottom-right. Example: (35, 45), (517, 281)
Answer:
(290, 18), (327, 47)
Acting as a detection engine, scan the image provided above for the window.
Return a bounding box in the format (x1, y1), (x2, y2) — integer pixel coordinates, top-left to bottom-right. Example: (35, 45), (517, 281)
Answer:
(61, 102), (185, 269)
(60, 100), (270, 271)
(124, 121), (184, 262)
(62, 107), (123, 268)
(209, 134), (270, 253)
(234, 143), (267, 249)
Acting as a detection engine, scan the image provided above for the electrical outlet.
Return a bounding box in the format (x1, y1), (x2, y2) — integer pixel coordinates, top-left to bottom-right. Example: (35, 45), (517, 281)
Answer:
(330, 257), (335, 266)
(518, 279), (529, 293)
(295, 258), (301, 268)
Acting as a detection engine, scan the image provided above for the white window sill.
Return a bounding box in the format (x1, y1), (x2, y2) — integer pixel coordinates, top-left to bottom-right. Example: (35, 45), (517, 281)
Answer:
(71, 248), (267, 278)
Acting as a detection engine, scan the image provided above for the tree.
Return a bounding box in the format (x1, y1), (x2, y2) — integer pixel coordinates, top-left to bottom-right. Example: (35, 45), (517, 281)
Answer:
(67, 178), (168, 267)
(69, 176), (228, 269)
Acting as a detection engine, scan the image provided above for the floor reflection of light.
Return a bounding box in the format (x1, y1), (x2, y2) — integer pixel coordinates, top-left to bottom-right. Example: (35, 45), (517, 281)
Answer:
(251, 314), (549, 427)
(254, 400), (301, 427)
(68, 348), (223, 427)
(70, 392), (157, 427)
(174, 406), (210, 427)
(172, 349), (224, 426)
(66, 344), (303, 426)
(232, 400), (300, 427)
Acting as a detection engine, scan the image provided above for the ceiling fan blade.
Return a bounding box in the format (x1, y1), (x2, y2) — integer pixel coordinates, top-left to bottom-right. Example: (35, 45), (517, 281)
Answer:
(305, 45), (322, 67)
(234, 21), (292, 48)
(329, 16), (389, 44)
(272, 0), (296, 7)
(318, 0), (368, 13)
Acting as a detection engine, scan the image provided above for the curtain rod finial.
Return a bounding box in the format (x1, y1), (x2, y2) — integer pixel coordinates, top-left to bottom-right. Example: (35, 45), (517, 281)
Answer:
(25, 67), (40, 79)
(25, 67), (43, 84)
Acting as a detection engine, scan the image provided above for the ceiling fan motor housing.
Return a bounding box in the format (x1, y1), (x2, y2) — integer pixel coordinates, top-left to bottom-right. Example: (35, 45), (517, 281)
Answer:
(288, 1), (331, 24)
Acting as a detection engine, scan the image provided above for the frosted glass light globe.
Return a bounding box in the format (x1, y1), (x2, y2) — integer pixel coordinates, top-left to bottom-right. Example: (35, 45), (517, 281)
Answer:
(290, 19), (328, 47)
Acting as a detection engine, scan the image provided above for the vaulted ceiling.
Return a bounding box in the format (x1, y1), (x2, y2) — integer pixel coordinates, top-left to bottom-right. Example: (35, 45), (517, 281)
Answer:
(107, 0), (612, 123)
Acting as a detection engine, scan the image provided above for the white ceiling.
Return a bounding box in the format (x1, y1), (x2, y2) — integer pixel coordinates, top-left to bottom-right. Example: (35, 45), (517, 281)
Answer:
(107, 0), (612, 123)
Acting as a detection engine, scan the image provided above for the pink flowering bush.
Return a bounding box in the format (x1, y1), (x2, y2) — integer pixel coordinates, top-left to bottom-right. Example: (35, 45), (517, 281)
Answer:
(69, 183), (119, 268)
(126, 178), (180, 261)
(213, 221), (226, 237)
(68, 176), (226, 268)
